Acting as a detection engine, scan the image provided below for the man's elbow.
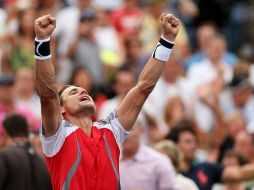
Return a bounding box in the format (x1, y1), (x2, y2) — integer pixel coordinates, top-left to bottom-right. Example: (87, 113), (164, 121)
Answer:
(36, 84), (59, 100)
(137, 81), (155, 96)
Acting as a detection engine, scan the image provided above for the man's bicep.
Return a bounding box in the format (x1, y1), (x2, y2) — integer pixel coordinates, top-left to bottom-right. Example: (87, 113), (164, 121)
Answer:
(117, 86), (147, 131)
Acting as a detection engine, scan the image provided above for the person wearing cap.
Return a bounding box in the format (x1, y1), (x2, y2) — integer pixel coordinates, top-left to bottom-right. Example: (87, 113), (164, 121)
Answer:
(0, 113), (52, 190)
(34, 13), (179, 190)
(0, 75), (40, 148)
(66, 8), (102, 86)
(221, 61), (254, 132)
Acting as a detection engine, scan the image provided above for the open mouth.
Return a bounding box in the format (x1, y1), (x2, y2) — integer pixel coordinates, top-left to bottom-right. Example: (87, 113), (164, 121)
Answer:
(80, 96), (90, 102)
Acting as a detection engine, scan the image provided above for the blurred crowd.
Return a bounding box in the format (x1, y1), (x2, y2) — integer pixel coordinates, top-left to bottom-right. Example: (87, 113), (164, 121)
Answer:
(1, 0), (254, 189)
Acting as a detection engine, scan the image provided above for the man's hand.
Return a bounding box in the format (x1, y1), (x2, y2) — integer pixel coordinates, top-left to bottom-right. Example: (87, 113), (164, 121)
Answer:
(160, 13), (180, 42)
(34, 14), (56, 40)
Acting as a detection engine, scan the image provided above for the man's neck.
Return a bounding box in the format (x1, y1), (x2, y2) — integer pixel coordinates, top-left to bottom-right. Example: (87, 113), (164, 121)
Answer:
(66, 115), (93, 137)
(122, 144), (140, 160)
(179, 159), (191, 173)
(7, 137), (30, 146)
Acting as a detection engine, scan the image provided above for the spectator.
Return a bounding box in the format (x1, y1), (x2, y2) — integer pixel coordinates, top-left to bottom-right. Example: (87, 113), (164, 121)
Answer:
(123, 36), (149, 76)
(154, 139), (199, 190)
(14, 66), (41, 119)
(98, 67), (136, 119)
(53, 0), (93, 83)
(218, 112), (245, 162)
(9, 8), (36, 71)
(94, 8), (123, 67)
(110, 0), (143, 38)
(167, 123), (254, 190)
(186, 34), (232, 134)
(233, 130), (254, 163)
(0, 75), (40, 147)
(54, 0), (92, 56)
(140, 0), (190, 60)
(0, 113), (52, 190)
(223, 71), (254, 132)
(67, 8), (102, 86)
(164, 96), (186, 131)
(184, 22), (237, 70)
(120, 120), (180, 190)
(213, 150), (249, 190)
(37, 0), (64, 16)
(69, 65), (93, 95)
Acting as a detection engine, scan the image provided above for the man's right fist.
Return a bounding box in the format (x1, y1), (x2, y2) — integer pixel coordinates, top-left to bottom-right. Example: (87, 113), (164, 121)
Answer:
(160, 13), (180, 42)
(34, 14), (56, 40)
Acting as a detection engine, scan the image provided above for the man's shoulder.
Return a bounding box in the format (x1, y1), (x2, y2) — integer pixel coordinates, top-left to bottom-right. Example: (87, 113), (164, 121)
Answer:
(0, 145), (27, 161)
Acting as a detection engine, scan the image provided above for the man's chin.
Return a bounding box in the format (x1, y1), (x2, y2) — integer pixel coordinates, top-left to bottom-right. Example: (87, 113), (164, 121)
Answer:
(82, 105), (96, 115)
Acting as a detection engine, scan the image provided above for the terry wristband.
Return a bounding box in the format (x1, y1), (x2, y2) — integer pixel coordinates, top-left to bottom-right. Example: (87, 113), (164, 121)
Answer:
(34, 37), (51, 60)
(152, 37), (174, 62)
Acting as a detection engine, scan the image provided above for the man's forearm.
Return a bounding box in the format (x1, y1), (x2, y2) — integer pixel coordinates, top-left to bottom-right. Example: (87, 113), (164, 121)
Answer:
(116, 14), (179, 131)
(222, 164), (254, 182)
(137, 57), (166, 95)
(137, 37), (174, 95)
(35, 59), (58, 98)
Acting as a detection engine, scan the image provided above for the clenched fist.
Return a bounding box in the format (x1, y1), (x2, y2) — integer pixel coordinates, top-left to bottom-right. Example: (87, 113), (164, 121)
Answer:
(34, 14), (56, 40)
(160, 13), (180, 42)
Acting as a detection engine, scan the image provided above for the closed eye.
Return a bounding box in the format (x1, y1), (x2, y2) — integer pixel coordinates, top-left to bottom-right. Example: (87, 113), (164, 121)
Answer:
(69, 89), (78, 95)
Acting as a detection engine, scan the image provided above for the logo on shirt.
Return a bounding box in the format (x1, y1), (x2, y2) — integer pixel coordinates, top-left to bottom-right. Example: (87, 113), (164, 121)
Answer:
(197, 170), (208, 185)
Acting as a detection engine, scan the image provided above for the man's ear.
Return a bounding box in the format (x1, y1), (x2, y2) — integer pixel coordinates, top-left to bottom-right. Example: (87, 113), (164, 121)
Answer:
(61, 106), (66, 115)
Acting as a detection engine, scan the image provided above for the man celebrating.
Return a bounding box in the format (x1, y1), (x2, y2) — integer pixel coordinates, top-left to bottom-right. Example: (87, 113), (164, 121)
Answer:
(34, 13), (179, 190)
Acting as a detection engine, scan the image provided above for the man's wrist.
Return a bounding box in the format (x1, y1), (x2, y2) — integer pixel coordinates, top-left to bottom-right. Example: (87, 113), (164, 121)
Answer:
(35, 35), (50, 41)
(162, 34), (177, 43)
(152, 36), (174, 62)
(34, 37), (51, 60)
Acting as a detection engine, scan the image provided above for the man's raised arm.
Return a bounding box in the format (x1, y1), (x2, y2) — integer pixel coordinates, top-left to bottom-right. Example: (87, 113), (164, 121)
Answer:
(34, 15), (61, 137)
(117, 13), (180, 131)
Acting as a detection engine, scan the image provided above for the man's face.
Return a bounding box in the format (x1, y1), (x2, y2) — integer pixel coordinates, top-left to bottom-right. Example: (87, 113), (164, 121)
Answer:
(61, 86), (95, 116)
(0, 84), (14, 105)
(114, 71), (135, 97)
(206, 37), (226, 62)
(178, 131), (197, 162)
(122, 124), (143, 157)
(234, 131), (253, 160)
(232, 86), (251, 108)
(15, 67), (35, 94)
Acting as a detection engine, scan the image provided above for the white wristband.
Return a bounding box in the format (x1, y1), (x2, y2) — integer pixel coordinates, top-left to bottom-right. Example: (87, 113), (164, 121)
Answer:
(152, 37), (174, 62)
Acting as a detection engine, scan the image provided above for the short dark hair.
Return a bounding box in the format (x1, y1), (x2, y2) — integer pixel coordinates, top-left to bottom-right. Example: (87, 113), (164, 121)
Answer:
(223, 150), (248, 166)
(3, 113), (29, 137)
(166, 119), (196, 143)
(58, 85), (72, 106)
